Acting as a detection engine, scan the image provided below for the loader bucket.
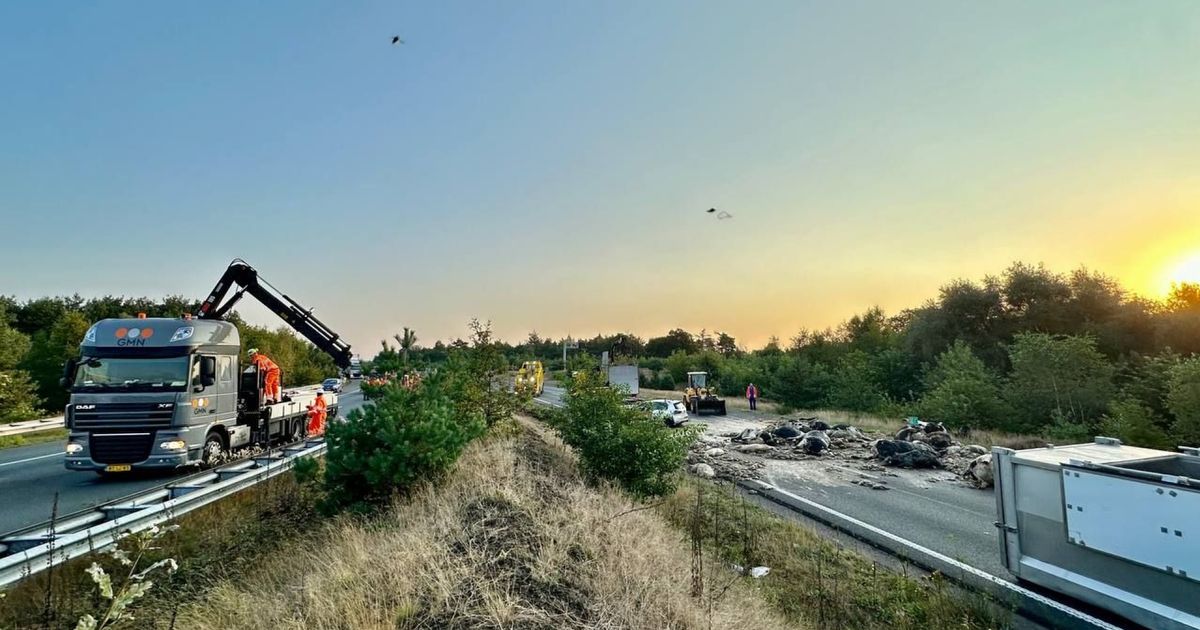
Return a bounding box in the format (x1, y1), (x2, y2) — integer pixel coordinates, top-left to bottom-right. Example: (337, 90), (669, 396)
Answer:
(695, 398), (727, 416)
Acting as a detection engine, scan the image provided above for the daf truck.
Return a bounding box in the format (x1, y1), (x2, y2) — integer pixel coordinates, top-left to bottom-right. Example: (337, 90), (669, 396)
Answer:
(62, 260), (353, 474)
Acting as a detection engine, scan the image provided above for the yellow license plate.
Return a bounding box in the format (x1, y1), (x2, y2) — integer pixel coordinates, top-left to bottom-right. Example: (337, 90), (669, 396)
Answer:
(104, 465), (132, 472)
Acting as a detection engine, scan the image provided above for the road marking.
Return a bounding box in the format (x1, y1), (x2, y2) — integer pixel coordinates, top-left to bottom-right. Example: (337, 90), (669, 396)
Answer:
(0, 452), (64, 468)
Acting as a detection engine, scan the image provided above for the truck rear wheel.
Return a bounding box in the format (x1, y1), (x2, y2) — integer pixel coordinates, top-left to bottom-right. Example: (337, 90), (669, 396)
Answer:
(201, 432), (226, 466)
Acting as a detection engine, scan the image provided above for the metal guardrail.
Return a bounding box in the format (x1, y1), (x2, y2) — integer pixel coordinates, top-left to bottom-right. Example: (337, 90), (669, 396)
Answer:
(740, 479), (1123, 630)
(0, 437), (327, 588)
(0, 416), (66, 438)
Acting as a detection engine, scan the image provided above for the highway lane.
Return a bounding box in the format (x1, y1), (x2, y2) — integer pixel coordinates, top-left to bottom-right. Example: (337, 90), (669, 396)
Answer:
(535, 385), (1006, 578)
(0, 382), (365, 534)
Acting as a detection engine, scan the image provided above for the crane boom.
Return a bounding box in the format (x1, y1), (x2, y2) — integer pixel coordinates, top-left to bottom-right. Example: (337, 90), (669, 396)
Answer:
(196, 259), (353, 369)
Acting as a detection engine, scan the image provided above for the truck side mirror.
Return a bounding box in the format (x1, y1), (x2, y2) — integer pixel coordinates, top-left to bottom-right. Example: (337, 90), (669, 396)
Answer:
(60, 358), (78, 388)
(200, 356), (217, 387)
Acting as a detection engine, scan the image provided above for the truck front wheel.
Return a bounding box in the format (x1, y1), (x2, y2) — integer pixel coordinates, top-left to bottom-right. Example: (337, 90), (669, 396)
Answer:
(201, 432), (226, 466)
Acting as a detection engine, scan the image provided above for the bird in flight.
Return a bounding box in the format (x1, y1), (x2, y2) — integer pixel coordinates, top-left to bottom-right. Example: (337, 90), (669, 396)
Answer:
(706, 208), (733, 220)
(392, 36), (404, 45)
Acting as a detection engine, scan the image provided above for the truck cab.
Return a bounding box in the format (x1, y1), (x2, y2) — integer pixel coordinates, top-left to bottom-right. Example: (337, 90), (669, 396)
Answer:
(63, 317), (241, 473)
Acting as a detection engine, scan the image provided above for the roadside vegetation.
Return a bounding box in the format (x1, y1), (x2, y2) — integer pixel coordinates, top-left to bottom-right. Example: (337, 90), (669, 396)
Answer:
(660, 480), (1008, 630)
(0, 427), (69, 450)
(417, 263), (1200, 451)
(5, 318), (1010, 629)
(172, 423), (792, 630)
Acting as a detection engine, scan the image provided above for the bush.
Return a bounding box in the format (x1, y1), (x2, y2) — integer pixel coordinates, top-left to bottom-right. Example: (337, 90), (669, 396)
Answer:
(1166, 356), (1200, 446)
(323, 376), (484, 510)
(1003, 334), (1114, 433)
(1101, 397), (1171, 449)
(917, 341), (1008, 429)
(553, 371), (695, 498)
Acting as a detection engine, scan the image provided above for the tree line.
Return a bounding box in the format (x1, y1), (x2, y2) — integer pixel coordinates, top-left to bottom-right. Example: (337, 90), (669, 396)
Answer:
(0, 295), (340, 420)
(384, 263), (1200, 449)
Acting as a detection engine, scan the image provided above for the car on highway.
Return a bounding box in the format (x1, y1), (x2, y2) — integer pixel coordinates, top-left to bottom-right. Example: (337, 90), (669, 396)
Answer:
(647, 399), (689, 427)
(322, 378), (343, 393)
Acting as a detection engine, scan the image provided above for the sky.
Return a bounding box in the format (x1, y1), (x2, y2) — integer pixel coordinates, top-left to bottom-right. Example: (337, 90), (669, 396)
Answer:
(2, 1), (1199, 352)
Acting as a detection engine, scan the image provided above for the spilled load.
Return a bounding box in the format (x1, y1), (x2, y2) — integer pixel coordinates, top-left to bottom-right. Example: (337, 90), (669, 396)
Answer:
(692, 414), (996, 489)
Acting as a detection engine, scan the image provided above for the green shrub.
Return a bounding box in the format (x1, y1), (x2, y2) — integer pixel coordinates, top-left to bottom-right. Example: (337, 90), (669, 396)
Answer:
(917, 341), (1008, 429)
(553, 371), (695, 498)
(1167, 357), (1200, 446)
(323, 376), (484, 511)
(1101, 397), (1171, 449)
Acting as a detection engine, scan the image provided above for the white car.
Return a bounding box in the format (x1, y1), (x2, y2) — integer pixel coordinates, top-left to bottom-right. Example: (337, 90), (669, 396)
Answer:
(648, 399), (689, 427)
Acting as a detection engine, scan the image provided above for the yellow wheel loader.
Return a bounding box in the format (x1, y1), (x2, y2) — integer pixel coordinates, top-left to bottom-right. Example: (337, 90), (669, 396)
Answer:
(515, 360), (545, 396)
(684, 371), (726, 415)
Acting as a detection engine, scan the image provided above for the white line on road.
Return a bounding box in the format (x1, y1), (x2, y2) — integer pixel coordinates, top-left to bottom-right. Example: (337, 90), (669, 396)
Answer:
(0, 452), (64, 468)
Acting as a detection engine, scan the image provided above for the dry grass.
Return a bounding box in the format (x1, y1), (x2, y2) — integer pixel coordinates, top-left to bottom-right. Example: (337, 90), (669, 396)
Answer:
(173, 419), (798, 630)
(660, 481), (1011, 630)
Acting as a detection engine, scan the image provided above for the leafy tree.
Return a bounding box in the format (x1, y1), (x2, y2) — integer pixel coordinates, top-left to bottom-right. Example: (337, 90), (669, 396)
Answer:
(644, 328), (696, 358)
(1166, 357), (1200, 446)
(825, 351), (887, 412)
(0, 308), (32, 371)
(1003, 334), (1114, 433)
(1100, 397), (1171, 449)
(1000, 262), (1072, 333)
(446, 319), (520, 428)
(22, 311), (90, 410)
(715, 331), (738, 356)
(905, 277), (1006, 368)
(0, 307), (41, 423)
(769, 354), (833, 409)
(1114, 351), (1177, 426)
(1165, 282), (1200, 312)
(664, 350), (693, 385)
(841, 306), (897, 354)
(918, 341), (1006, 429)
(553, 371), (694, 497)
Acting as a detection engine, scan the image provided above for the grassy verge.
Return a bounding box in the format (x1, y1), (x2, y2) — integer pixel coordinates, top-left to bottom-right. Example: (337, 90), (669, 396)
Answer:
(659, 479), (1011, 629)
(0, 428), (68, 450)
(168, 418), (792, 629)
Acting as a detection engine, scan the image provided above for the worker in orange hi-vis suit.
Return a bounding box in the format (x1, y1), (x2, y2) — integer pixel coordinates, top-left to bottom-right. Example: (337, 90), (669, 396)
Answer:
(307, 391), (328, 436)
(247, 349), (281, 403)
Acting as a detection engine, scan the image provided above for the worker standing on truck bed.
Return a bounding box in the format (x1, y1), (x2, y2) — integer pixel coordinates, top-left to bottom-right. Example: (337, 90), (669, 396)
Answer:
(248, 348), (282, 403)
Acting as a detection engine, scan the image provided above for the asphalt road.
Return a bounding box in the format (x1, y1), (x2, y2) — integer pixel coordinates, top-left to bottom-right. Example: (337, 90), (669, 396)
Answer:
(0, 382), (364, 534)
(535, 385), (1006, 579)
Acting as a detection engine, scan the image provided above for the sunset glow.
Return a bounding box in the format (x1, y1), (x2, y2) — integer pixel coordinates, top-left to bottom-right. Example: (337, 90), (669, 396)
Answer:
(1166, 253), (1200, 291)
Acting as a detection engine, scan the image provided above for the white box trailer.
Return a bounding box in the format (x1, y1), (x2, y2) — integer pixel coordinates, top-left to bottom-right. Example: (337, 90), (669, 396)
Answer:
(993, 438), (1200, 630)
(607, 364), (639, 398)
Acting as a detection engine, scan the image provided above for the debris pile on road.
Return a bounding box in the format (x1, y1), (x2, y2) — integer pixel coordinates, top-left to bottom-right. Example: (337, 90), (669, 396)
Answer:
(686, 435), (765, 482)
(684, 416), (995, 489)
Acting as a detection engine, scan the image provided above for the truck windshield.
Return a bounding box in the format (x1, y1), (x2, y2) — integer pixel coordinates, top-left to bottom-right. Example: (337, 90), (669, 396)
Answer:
(73, 357), (191, 391)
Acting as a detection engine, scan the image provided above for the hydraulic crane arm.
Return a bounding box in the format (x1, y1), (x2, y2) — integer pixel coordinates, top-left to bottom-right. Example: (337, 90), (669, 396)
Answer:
(196, 259), (353, 369)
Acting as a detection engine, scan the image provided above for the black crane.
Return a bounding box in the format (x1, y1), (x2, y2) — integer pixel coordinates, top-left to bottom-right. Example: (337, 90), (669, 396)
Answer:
(196, 259), (354, 370)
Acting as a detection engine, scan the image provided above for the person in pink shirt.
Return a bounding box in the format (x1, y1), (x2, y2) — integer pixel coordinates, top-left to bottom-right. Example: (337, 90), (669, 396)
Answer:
(746, 382), (759, 411)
